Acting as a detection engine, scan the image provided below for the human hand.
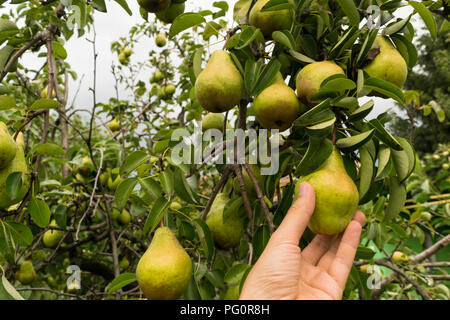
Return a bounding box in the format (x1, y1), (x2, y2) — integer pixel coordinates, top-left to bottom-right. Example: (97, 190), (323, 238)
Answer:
(239, 182), (365, 300)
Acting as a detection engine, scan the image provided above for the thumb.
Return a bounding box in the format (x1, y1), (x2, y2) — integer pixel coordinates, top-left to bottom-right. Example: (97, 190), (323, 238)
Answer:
(269, 182), (315, 246)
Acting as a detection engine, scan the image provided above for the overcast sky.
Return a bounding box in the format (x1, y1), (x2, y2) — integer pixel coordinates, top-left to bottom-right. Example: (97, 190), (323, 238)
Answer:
(5, 0), (421, 120)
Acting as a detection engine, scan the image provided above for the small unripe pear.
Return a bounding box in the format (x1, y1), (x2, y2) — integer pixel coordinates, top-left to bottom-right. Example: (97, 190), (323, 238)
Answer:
(392, 251), (409, 263)
(16, 261), (36, 285)
(201, 113), (226, 132)
(109, 118), (121, 132)
(43, 220), (64, 248)
(118, 209), (131, 225)
(0, 121), (17, 169)
(170, 201), (182, 211)
(156, 33), (167, 47)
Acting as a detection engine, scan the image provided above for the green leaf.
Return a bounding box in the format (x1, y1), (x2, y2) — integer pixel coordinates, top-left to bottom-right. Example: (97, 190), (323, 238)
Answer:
(143, 196), (169, 235)
(358, 146), (374, 200)
(159, 169), (174, 195)
(29, 99), (62, 111)
(390, 34), (418, 69)
(114, 177), (138, 210)
(336, 129), (375, 153)
(244, 59), (262, 95)
(391, 137), (415, 182)
(114, 0), (132, 15)
(34, 143), (65, 156)
(384, 176), (406, 221)
(252, 58), (281, 95)
(236, 26), (262, 49)
(107, 273), (137, 294)
(223, 197), (244, 222)
(252, 224), (270, 261)
(5, 172), (22, 200)
(54, 205), (67, 230)
(52, 42), (67, 60)
(224, 263), (251, 285)
(295, 137), (333, 176)
(169, 13), (206, 38)
(375, 145), (391, 180)
(356, 28), (379, 67)
(0, 95), (15, 110)
(305, 117), (336, 137)
(173, 167), (198, 204)
(382, 17), (411, 36)
(363, 77), (404, 104)
(272, 30), (295, 50)
(320, 78), (356, 92)
(28, 198), (51, 228)
(368, 119), (402, 151)
(348, 100), (374, 121)
(355, 245), (375, 260)
(6, 222), (32, 246)
(192, 218), (214, 262)
(261, 0), (294, 12)
(120, 151), (150, 176)
(139, 177), (162, 202)
(335, 0), (360, 26)
(288, 49), (316, 64)
(1, 276), (24, 300)
(205, 270), (225, 289)
(409, 1), (437, 40)
(91, 0), (107, 12)
(293, 98), (332, 127)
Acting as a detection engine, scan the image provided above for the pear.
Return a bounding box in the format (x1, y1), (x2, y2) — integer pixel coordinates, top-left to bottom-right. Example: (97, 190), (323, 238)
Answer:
(201, 113), (227, 132)
(15, 261), (36, 285)
(0, 132), (30, 210)
(110, 208), (120, 221)
(195, 50), (244, 113)
(169, 201), (182, 211)
(43, 220), (64, 248)
(206, 193), (245, 249)
(150, 70), (165, 83)
(137, 0), (171, 13)
(295, 147), (359, 235)
(296, 61), (345, 106)
(155, 2), (185, 23)
(156, 33), (167, 47)
(253, 72), (304, 131)
(164, 83), (176, 96)
(249, 0), (294, 38)
(77, 156), (93, 177)
(118, 209), (131, 225)
(363, 35), (407, 89)
(118, 51), (129, 66)
(107, 168), (122, 191)
(136, 227), (192, 300)
(0, 122), (17, 169)
(119, 256), (130, 270)
(392, 251), (409, 263)
(109, 118), (121, 132)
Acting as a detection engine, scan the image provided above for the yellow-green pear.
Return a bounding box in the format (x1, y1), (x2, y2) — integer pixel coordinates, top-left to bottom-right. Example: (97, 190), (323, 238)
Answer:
(107, 168), (122, 191)
(392, 251), (409, 263)
(0, 122), (16, 169)
(169, 201), (182, 211)
(156, 33), (167, 47)
(253, 72), (304, 131)
(123, 47), (133, 56)
(109, 118), (121, 132)
(195, 50), (244, 113)
(155, 2), (185, 23)
(118, 51), (129, 66)
(118, 209), (131, 225)
(363, 35), (408, 89)
(15, 261), (36, 285)
(295, 147), (359, 235)
(110, 208), (120, 220)
(164, 83), (176, 96)
(0, 132), (30, 210)
(137, 0), (171, 13)
(206, 193), (245, 249)
(43, 220), (64, 248)
(77, 156), (93, 177)
(296, 61), (345, 106)
(201, 113), (228, 132)
(136, 227), (192, 300)
(249, 0), (294, 38)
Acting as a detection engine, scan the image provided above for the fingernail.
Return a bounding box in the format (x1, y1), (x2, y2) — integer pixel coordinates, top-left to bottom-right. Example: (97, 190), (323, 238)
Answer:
(298, 182), (306, 197)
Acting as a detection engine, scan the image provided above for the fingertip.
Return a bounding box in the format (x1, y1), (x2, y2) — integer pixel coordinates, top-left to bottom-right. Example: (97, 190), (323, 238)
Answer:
(297, 181), (314, 199)
(352, 210), (365, 226)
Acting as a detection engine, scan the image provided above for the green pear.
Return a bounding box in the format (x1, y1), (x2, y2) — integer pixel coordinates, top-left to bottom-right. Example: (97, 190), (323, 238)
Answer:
(118, 209), (131, 225)
(155, 2), (185, 23)
(15, 261), (36, 285)
(150, 70), (165, 83)
(43, 220), (64, 248)
(123, 47), (133, 56)
(156, 33), (167, 47)
(363, 35), (407, 89)
(136, 227), (192, 300)
(137, 0), (171, 13)
(169, 201), (182, 211)
(201, 113), (228, 132)
(195, 50), (244, 113)
(392, 251), (409, 263)
(77, 156), (93, 177)
(107, 168), (122, 191)
(0, 122), (17, 169)
(110, 208), (120, 220)
(164, 83), (176, 96)
(254, 72), (305, 131)
(295, 147), (359, 235)
(109, 118), (121, 132)
(0, 132), (30, 210)
(118, 51), (129, 66)
(223, 285), (240, 300)
(249, 0), (294, 38)
(206, 193), (245, 249)
(296, 61), (345, 106)
(119, 256), (130, 270)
